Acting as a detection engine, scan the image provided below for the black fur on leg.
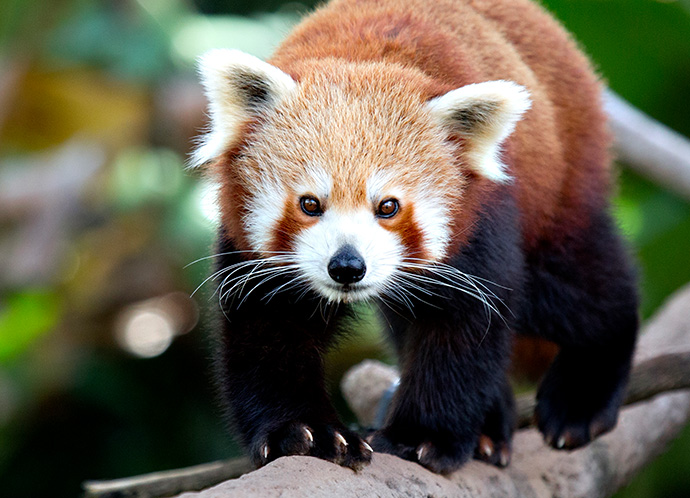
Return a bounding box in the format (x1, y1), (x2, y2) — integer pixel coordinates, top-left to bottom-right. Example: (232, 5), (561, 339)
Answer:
(519, 209), (639, 449)
(371, 190), (524, 473)
(209, 233), (372, 470)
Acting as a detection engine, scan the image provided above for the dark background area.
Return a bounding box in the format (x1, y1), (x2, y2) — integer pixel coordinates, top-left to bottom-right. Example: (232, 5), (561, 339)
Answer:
(0, 0), (689, 497)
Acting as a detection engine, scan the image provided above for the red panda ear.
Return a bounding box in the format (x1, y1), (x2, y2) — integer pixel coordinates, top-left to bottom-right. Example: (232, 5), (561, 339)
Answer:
(190, 49), (297, 167)
(427, 80), (531, 182)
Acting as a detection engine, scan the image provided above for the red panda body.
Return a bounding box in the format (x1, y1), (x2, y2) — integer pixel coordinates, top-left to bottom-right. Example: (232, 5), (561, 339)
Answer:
(198, 0), (638, 473)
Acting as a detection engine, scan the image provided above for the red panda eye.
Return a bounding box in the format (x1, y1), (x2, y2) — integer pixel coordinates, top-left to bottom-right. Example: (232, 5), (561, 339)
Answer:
(377, 198), (399, 218)
(300, 196), (322, 216)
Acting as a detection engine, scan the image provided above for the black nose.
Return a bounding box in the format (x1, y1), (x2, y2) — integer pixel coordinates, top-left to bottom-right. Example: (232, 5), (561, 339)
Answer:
(328, 245), (366, 284)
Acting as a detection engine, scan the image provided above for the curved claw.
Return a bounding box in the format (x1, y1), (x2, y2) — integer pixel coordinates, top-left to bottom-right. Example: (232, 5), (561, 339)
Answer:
(335, 432), (349, 448)
(303, 426), (314, 444)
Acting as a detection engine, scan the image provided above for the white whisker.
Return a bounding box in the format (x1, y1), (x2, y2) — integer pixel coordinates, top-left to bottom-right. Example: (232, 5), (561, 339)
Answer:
(377, 257), (513, 326)
(262, 274), (305, 303)
(237, 267), (300, 307)
(222, 264), (299, 303)
(184, 249), (297, 268)
(377, 296), (411, 323)
(195, 253), (302, 307)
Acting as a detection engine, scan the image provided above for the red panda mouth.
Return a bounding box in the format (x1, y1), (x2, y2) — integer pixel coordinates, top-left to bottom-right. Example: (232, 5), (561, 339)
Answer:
(321, 281), (376, 303)
(326, 282), (368, 293)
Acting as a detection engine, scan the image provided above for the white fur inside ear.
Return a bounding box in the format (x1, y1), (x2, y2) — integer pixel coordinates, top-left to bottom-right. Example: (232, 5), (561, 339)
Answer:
(427, 80), (531, 182)
(190, 49), (297, 168)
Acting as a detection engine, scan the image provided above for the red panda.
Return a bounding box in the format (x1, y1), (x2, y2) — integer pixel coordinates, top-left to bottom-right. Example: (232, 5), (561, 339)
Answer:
(194, 0), (638, 473)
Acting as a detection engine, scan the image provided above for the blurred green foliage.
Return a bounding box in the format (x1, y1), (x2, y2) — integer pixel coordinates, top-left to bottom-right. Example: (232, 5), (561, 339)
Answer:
(542, 0), (690, 137)
(0, 291), (62, 363)
(0, 1), (689, 497)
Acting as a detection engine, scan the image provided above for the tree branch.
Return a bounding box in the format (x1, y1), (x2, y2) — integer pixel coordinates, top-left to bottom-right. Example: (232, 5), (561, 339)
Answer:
(83, 458), (252, 498)
(604, 90), (690, 200)
(84, 283), (690, 498)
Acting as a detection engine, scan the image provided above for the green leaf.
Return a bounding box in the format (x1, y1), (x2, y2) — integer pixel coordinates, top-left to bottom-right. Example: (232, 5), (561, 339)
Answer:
(0, 291), (62, 363)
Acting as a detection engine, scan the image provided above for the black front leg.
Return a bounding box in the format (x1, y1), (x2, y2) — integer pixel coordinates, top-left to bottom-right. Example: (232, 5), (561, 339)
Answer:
(371, 191), (522, 473)
(370, 311), (513, 473)
(521, 210), (639, 450)
(210, 240), (372, 469)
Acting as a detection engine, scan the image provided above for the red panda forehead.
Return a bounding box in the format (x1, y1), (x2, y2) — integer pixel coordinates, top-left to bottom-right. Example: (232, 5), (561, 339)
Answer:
(242, 65), (460, 210)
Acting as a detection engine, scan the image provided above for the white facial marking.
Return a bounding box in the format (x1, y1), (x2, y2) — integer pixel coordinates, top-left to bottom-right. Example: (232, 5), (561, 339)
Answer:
(413, 193), (451, 261)
(296, 164), (332, 200)
(244, 164), (333, 256)
(244, 177), (287, 254)
(366, 170), (397, 202)
(294, 208), (404, 302)
(368, 170), (451, 263)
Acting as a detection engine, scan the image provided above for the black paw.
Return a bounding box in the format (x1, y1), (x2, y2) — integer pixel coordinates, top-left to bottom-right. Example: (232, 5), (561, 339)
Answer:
(535, 395), (619, 450)
(369, 429), (473, 474)
(474, 433), (511, 467)
(535, 361), (623, 450)
(252, 421), (373, 470)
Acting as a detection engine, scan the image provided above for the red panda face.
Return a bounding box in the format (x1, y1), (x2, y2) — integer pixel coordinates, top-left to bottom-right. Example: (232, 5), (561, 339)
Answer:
(232, 67), (462, 302)
(195, 50), (530, 303)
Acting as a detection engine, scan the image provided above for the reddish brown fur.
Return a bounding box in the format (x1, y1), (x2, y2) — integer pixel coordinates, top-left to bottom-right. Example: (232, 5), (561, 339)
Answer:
(379, 202), (426, 259)
(212, 119), (265, 253)
(510, 336), (559, 383)
(213, 148), (251, 251)
(269, 0), (611, 252)
(270, 196), (321, 254)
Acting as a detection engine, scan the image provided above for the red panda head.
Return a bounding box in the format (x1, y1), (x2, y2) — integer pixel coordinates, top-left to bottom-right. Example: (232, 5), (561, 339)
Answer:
(194, 49), (530, 303)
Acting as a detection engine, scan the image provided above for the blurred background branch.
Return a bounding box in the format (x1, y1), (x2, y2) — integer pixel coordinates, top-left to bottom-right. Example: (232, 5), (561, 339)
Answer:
(606, 90), (690, 202)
